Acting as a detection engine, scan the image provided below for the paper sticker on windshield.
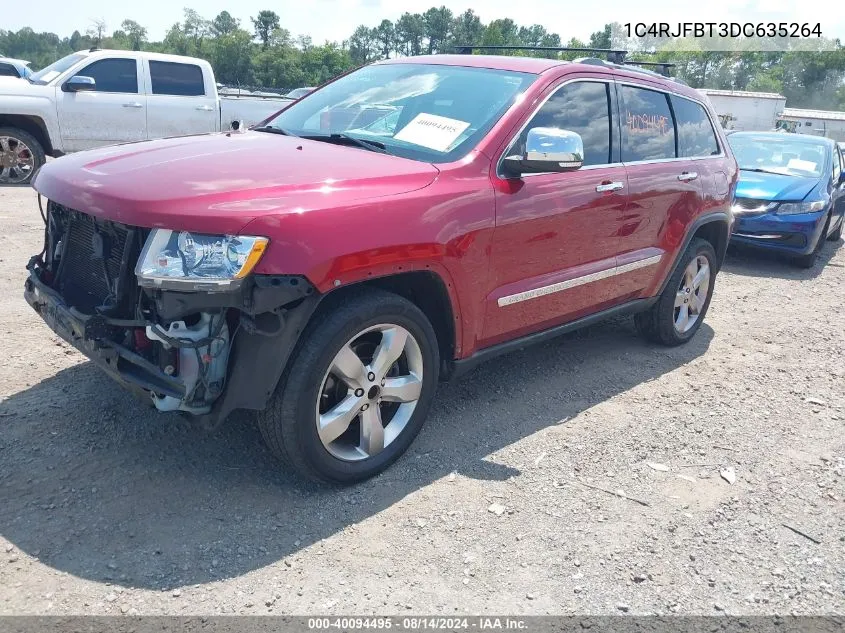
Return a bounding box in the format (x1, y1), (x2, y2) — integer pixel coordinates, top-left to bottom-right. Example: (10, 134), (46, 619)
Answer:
(786, 158), (818, 172)
(394, 113), (470, 152)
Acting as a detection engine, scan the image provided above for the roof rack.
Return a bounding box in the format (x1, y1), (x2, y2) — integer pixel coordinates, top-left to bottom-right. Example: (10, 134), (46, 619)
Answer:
(452, 45), (680, 78)
(452, 45), (628, 64)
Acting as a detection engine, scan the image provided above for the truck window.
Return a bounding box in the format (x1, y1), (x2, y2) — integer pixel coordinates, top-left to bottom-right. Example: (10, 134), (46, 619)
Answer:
(512, 81), (612, 166)
(671, 95), (720, 158)
(78, 58), (138, 94)
(0, 63), (18, 77)
(620, 85), (676, 162)
(149, 61), (205, 96)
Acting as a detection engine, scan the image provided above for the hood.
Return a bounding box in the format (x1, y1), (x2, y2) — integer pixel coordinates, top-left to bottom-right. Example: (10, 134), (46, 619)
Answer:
(0, 77), (51, 95)
(735, 169), (821, 201)
(32, 131), (440, 234)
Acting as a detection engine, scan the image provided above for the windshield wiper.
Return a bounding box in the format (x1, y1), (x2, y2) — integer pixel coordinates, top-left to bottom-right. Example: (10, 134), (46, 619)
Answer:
(253, 125), (299, 137)
(302, 133), (389, 154)
(740, 167), (791, 176)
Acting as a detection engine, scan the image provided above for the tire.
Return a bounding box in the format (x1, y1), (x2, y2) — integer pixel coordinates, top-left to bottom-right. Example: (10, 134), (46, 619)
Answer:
(793, 213), (830, 269)
(635, 238), (717, 346)
(828, 214), (843, 241)
(257, 288), (440, 484)
(0, 127), (46, 186)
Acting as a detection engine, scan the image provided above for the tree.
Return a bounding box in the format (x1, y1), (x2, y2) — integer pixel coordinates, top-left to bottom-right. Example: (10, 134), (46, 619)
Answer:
(252, 10), (281, 49)
(375, 19), (396, 59)
(423, 6), (453, 54)
(395, 13), (425, 57)
(451, 9), (483, 48)
(211, 11), (240, 37)
(348, 24), (378, 65)
(588, 24), (612, 50)
(87, 19), (107, 46)
(120, 20), (147, 51)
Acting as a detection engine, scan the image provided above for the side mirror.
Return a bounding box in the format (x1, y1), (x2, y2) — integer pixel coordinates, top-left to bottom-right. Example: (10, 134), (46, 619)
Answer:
(63, 75), (96, 92)
(502, 127), (584, 177)
(231, 120), (241, 131)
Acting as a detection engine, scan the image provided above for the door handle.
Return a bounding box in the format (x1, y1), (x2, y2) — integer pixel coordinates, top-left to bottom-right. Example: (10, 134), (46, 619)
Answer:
(122, 102), (143, 108)
(678, 171), (699, 181)
(596, 181), (624, 192)
(195, 105), (214, 111)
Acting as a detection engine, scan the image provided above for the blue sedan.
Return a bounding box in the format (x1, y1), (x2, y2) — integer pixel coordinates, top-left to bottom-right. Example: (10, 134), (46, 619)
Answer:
(727, 132), (845, 268)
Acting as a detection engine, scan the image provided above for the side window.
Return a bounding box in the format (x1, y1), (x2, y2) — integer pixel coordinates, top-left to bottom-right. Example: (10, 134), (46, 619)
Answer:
(149, 61), (205, 96)
(0, 63), (18, 78)
(620, 85), (675, 162)
(833, 147), (842, 181)
(512, 81), (611, 167)
(78, 58), (138, 94)
(671, 95), (720, 158)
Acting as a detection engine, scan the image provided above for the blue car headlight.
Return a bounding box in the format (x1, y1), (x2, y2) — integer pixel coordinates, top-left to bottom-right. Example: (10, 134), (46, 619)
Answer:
(775, 199), (827, 215)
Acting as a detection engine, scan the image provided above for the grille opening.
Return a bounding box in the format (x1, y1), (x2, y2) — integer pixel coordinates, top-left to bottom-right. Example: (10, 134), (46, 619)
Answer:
(48, 204), (142, 317)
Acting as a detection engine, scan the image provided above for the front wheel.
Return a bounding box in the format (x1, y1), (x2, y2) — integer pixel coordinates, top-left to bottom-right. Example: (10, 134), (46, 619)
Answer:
(0, 127), (45, 186)
(257, 289), (440, 484)
(635, 238), (717, 346)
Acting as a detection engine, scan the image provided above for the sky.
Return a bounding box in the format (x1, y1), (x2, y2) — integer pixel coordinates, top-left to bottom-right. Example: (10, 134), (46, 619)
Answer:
(6, 0), (842, 45)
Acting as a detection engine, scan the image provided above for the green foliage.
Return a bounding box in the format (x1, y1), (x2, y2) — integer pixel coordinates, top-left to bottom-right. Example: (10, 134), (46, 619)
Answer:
(1, 9), (844, 108)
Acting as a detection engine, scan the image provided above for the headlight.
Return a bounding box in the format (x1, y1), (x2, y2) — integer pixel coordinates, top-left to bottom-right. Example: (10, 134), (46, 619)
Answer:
(135, 229), (268, 291)
(775, 200), (827, 215)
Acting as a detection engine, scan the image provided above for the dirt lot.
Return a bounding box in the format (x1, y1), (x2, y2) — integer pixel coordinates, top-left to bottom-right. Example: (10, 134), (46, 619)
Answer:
(0, 184), (842, 616)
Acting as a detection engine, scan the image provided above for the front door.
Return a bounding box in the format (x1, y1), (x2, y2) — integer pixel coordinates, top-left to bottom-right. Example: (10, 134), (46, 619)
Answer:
(482, 78), (628, 347)
(55, 57), (147, 152)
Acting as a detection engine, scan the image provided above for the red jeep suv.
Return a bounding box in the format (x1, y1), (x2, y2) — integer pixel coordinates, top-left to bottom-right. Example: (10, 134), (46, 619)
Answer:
(24, 54), (737, 483)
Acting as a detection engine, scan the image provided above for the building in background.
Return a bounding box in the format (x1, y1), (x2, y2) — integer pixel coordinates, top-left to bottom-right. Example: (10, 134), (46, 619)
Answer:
(698, 89), (786, 132)
(775, 108), (845, 143)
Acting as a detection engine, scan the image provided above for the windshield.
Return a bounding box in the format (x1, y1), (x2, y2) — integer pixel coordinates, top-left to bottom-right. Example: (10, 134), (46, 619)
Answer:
(29, 53), (87, 85)
(262, 63), (536, 163)
(728, 134), (828, 178)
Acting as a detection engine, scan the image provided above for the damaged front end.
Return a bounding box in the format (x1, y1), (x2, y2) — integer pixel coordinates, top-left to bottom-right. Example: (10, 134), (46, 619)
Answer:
(24, 200), (320, 425)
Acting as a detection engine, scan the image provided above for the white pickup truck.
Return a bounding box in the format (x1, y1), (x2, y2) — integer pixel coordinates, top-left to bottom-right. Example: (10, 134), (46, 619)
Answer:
(0, 48), (294, 184)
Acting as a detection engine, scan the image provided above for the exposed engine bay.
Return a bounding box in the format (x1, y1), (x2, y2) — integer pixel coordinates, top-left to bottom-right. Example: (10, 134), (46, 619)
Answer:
(24, 200), (317, 419)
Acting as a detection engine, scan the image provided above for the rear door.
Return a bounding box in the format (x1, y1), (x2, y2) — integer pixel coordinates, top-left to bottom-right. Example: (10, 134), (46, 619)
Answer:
(613, 83), (707, 299)
(55, 57), (147, 152)
(144, 60), (218, 139)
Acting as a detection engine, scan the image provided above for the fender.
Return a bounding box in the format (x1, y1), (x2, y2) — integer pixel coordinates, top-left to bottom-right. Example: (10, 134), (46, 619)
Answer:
(0, 87), (62, 153)
(655, 211), (731, 298)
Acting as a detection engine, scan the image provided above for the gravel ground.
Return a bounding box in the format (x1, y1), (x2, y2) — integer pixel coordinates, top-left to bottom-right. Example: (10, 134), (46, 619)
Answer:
(0, 185), (843, 616)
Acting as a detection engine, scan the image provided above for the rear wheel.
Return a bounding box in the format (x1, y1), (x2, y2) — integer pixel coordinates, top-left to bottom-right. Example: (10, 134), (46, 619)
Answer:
(257, 289), (440, 484)
(635, 238), (717, 346)
(0, 127), (45, 186)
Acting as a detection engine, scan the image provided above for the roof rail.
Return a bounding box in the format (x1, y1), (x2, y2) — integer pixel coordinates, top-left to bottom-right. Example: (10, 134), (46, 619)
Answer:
(452, 45), (628, 64)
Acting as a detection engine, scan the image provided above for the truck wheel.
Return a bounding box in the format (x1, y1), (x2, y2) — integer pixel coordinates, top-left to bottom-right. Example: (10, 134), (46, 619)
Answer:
(635, 238), (717, 346)
(257, 289), (440, 484)
(0, 127), (45, 186)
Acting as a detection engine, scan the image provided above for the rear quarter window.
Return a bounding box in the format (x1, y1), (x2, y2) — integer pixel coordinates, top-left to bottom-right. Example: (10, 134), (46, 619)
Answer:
(620, 85), (676, 162)
(149, 61), (205, 96)
(671, 95), (720, 158)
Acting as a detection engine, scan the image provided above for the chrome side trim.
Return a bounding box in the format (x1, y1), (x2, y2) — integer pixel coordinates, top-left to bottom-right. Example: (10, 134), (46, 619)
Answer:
(497, 254), (663, 307)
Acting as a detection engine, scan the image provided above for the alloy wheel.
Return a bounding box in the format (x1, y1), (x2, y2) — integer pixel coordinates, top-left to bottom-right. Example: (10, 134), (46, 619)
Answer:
(316, 324), (424, 461)
(674, 255), (710, 334)
(0, 136), (36, 185)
